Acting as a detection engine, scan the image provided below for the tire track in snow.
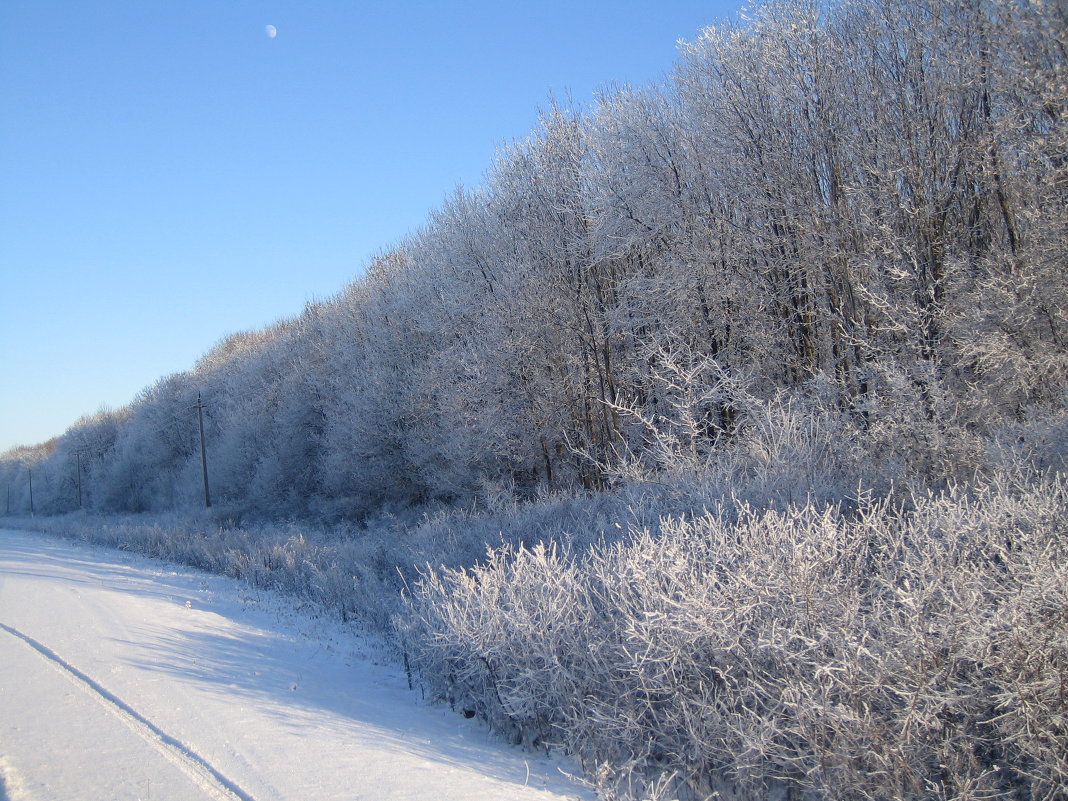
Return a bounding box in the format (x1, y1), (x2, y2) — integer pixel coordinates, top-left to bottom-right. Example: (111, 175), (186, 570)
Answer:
(0, 622), (256, 801)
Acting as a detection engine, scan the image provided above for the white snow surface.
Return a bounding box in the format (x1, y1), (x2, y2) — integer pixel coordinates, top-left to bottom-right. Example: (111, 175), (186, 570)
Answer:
(0, 528), (595, 801)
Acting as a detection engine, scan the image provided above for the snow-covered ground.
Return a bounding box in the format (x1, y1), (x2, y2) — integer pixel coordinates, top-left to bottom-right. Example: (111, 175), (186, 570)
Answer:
(0, 528), (595, 801)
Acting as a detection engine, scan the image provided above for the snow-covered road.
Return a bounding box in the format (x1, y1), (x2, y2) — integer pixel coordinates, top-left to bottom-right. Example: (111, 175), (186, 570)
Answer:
(0, 529), (594, 801)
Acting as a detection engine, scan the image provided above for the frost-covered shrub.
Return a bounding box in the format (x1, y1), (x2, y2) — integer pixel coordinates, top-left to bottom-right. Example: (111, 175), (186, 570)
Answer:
(408, 475), (1068, 801)
(13, 464), (1067, 800)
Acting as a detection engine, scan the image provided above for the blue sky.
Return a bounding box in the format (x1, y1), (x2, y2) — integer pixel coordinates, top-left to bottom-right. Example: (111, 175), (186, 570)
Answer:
(1, 0), (743, 454)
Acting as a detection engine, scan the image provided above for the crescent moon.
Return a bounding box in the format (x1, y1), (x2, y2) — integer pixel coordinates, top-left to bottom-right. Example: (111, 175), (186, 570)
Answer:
(265, 24), (277, 39)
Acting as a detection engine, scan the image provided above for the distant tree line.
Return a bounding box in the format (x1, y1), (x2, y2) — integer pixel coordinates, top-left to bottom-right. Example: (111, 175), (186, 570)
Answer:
(2, 0), (1064, 521)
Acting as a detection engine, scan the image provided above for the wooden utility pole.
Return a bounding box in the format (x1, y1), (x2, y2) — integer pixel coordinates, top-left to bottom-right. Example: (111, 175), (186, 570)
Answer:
(28, 469), (34, 517)
(195, 392), (212, 508)
(75, 450), (84, 510)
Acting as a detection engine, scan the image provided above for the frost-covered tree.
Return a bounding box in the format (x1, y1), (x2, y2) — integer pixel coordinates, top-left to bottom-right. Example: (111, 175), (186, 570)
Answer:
(3, 0), (1064, 516)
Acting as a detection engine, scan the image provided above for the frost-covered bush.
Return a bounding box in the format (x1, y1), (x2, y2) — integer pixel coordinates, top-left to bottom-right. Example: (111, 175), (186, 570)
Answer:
(11, 465), (1067, 799)
(408, 475), (1068, 801)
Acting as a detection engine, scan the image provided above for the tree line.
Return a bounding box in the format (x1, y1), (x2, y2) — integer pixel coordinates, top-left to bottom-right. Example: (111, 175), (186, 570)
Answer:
(2, 0), (1065, 522)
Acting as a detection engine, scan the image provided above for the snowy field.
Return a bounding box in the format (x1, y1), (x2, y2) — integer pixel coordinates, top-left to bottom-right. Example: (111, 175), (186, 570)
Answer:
(0, 528), (594, 801)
